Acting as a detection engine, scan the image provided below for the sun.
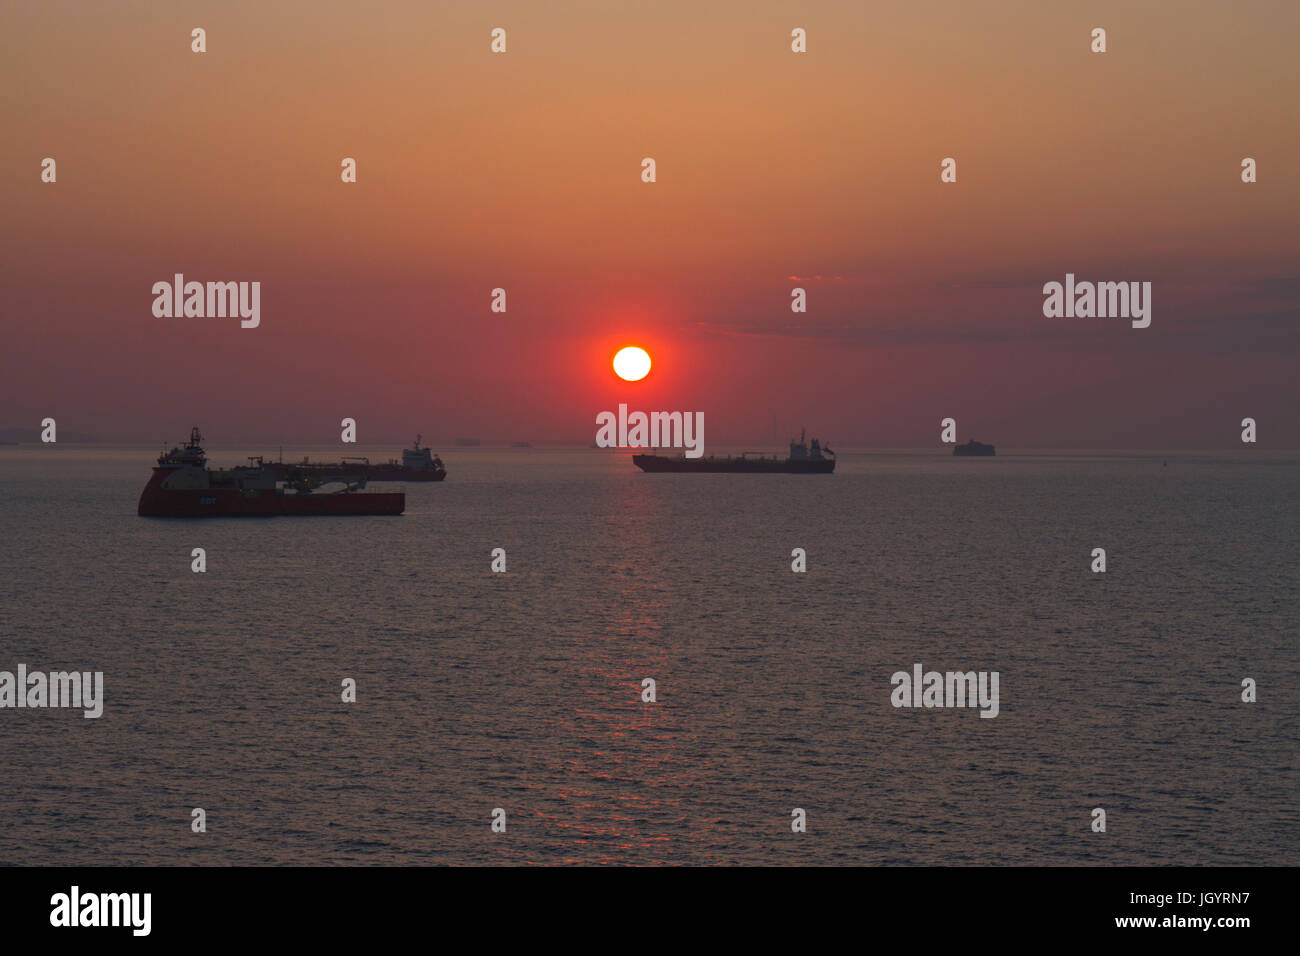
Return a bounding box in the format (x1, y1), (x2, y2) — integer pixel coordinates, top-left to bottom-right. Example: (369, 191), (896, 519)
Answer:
(613, 346), (652, 382)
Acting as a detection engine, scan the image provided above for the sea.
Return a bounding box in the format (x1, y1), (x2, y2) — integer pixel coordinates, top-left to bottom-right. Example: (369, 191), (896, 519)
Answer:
(1, 444), (1296, 865)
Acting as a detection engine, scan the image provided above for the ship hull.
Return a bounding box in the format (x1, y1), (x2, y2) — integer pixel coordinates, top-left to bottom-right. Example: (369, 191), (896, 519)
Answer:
(137, 469), (404, 517)
(365, 467), (445, 482)
(269, 464), (445, 483)
(632, 454), (835, 474)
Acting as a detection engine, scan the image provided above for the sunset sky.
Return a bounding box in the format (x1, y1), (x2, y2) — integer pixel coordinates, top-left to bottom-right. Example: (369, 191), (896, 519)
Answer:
(2, 0), (1297, 447)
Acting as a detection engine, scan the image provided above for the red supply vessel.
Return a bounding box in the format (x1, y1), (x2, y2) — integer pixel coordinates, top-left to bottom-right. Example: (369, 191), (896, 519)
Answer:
(137, 427), (405, 517)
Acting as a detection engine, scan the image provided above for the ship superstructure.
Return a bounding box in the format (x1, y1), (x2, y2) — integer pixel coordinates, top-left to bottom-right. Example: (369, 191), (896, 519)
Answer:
(401, 435), (442, 470)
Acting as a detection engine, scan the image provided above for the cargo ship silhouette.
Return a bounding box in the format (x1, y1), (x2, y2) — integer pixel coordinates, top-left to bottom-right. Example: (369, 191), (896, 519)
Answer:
(137, 427), (405, 517)
(269, 435), (446, 482)
(952, 440), (995, 456)
(633, 429), (835, 474)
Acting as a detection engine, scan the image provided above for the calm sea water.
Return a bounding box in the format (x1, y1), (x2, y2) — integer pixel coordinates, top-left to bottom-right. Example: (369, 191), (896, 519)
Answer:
(1, 445), (1296, 866)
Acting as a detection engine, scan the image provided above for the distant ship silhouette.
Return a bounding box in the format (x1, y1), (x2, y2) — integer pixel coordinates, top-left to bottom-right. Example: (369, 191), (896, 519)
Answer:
(953, 439), (995, 456)
(634, 428), (835, 474)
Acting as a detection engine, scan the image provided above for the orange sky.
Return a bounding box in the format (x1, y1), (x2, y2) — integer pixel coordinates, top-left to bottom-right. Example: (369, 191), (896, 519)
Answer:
(2, 0), (1297, 446)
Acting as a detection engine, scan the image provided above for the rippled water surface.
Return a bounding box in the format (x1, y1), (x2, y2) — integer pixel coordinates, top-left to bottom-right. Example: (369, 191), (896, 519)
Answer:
(1, 445), (1296, 865)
